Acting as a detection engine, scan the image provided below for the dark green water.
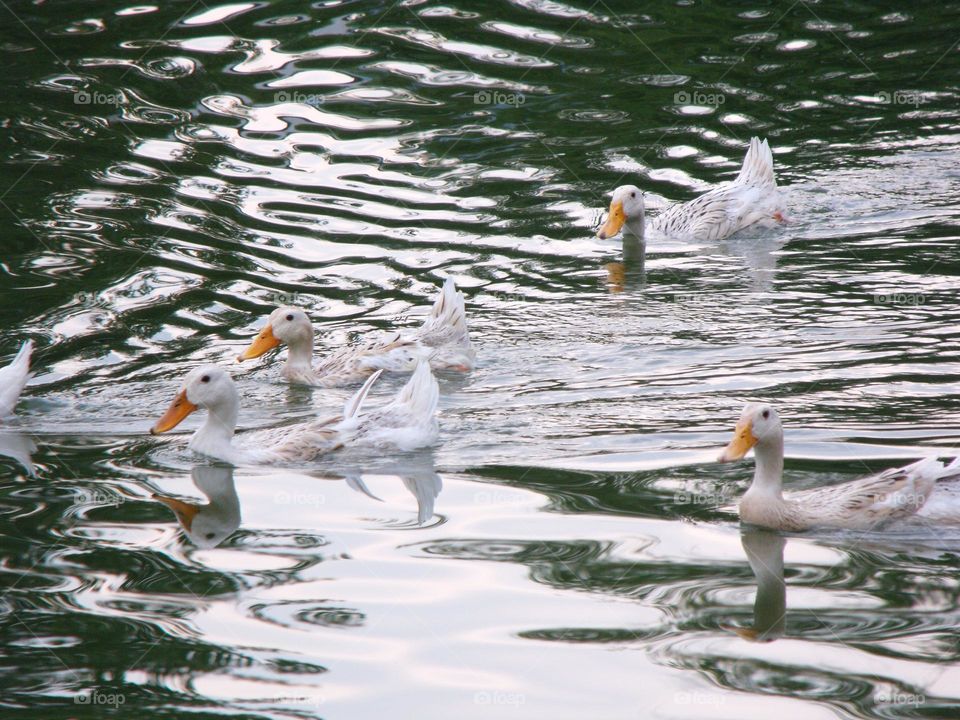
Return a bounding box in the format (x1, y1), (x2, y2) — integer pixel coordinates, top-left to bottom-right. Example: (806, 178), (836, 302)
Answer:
(3, 1), (960, 718)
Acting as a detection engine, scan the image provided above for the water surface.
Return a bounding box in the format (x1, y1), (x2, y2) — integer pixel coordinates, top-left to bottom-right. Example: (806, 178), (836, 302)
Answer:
(3, 1), (960, 718)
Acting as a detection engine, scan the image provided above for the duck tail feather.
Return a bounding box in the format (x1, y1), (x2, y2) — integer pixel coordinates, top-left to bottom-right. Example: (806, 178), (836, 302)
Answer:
(735, 137), (776, 188)
(393, 360), (439, 421)
(343, 369), (383, 419)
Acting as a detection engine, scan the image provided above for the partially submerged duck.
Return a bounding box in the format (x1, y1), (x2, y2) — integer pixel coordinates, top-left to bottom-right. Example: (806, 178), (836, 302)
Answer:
(598, 137), (787, 244)
(238, 277), (474, 386)
(0, 340), (33, 418)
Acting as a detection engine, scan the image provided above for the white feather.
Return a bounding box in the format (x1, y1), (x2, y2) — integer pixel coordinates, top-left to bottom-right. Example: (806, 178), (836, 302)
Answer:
(0, 340), (33, 418)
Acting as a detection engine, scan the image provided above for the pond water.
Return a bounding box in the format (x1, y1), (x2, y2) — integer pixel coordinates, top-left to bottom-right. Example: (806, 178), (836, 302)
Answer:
(3, 1), (960, 718)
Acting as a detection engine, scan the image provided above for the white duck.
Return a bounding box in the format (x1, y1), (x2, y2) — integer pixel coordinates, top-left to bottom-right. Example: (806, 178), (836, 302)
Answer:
(238, 277), (475, 387)
(0, 340), (33, 418)
(150, 361), (439, 465)
(718, 403), (960, 531)
(597, 137), (787, 243)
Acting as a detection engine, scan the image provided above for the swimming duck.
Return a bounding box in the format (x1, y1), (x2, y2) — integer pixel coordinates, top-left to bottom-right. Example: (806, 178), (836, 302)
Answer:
(597, 137), (787, 243)
(150, 361), (439, 465)
(237, 277), (474, 387)
(0, 340), (33, 418)
(718, 402), (960, 531)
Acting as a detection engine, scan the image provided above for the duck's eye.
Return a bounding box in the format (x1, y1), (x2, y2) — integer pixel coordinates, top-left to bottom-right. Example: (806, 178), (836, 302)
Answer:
(201, 375), (211, 383)
(762, 409), (770, 419)
(630, 191), (636, 198)
(286, 313), (294, 322)
(205, 532), (215, 540)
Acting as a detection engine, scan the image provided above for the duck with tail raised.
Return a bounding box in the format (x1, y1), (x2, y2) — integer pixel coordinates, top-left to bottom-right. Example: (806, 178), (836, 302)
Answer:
(238, 278), (474, 387)
(0, 340), (33, 419)
(598, 137), (787, 244)
(151, 361), (440, 465)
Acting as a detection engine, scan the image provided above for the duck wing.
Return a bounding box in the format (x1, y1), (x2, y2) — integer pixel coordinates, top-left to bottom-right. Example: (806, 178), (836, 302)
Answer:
(649, 137), (782, 242)
(310, 335), (420, 386)
(788, 457), (960, 529)
(341, 360), (440, 451)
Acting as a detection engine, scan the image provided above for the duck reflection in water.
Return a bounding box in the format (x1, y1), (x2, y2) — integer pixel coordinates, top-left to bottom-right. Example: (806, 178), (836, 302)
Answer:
(605, 235), (646, 293)
(155, 459), (443, 547)
(729, 528), (786, 643)
(0, 430), (36, 477)
(154, 465), (241, 549)
(338, 455), (443, 526)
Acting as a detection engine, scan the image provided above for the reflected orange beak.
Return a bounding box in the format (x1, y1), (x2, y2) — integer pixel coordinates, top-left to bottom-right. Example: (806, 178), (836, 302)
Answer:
(237, 323), (281, 362)
(153, 494), (201, 532)
(723, 624), (770, 642)
(150, 390), (198, 434)
(718, 419), (758, 462)
(597, 200), (626, 240)
(606, 262), (625, 292)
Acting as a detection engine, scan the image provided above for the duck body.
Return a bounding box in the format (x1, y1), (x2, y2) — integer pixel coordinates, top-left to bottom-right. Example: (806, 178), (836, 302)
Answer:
(151, 361), (439, 465)
(239, 278), (474, 387)
(598, 137), (787, 244)
(0, 340), (33, 418)
(739, 456), (954, 532)
(719, 403), (960, 531)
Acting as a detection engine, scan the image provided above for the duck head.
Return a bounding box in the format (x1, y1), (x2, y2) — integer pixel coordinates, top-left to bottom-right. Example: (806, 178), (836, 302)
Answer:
(237, 306), (314, 362)
(151, 366), (237, 434)
(597, 185), (645, 240)
(718, 403), (782, 462)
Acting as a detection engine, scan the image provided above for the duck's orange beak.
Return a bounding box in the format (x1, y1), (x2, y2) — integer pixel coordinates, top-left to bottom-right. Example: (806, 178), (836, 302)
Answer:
(718, 418), (757, 462)
(237, 323), (280, 362)
(597, 200), (625, 240)
(151, 390), (197, 434)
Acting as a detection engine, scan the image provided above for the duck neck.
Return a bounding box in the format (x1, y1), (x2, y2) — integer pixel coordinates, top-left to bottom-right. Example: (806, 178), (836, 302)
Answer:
(190, 397), (239, 458)
(624, 213), (646, 244)
(285, 333), (315, 375)
(748, 433), (785, 499)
